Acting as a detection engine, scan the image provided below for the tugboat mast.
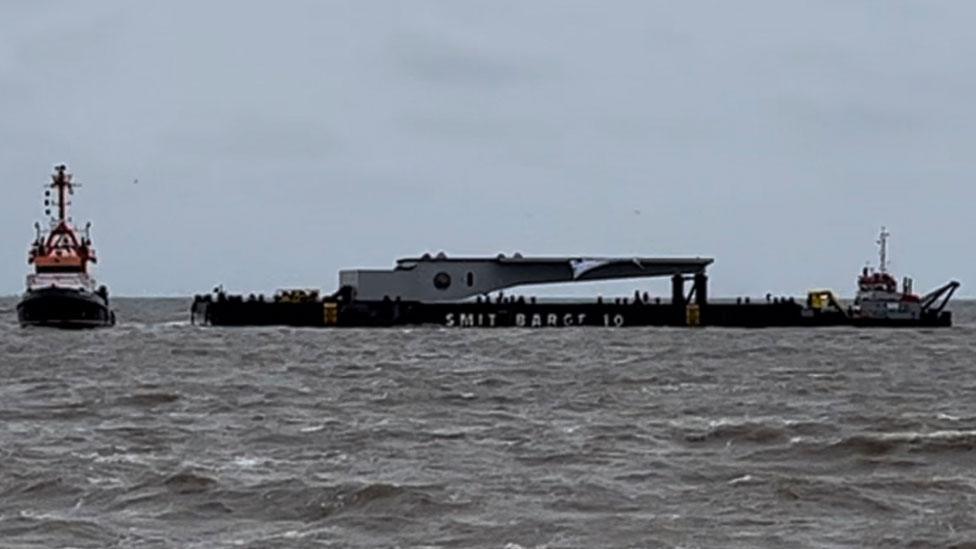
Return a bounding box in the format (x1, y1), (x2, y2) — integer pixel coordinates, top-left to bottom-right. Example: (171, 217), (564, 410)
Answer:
(50, 164), (73, 224)
(877, 226), (890, 274)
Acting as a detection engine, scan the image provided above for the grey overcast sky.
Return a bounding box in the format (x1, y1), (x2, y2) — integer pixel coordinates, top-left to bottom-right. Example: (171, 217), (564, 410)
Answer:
(1, 1), (973, 297)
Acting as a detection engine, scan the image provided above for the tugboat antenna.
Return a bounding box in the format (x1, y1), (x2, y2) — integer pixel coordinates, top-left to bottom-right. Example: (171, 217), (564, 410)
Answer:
(877, 226), (890, 274)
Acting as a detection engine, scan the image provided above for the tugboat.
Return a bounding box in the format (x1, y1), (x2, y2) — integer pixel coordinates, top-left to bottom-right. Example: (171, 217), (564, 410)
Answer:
(16, 165), (115, 328)
(848, 227), (959, 324)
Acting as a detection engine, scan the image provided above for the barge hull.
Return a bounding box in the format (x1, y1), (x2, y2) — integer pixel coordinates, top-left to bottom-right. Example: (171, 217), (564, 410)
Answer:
(191, 299), (952, 329)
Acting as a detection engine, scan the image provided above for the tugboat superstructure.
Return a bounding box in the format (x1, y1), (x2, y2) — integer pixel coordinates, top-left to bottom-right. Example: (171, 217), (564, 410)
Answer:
(16, 165), (115, 328)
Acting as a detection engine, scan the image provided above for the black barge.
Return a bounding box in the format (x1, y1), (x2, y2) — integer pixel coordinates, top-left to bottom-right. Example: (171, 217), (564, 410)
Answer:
(192, 234), (960, 329)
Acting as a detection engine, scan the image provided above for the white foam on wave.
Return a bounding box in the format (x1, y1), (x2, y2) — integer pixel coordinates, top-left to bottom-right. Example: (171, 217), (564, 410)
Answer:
(86, 476), (124, 488)
(160, 321), (191, 328)
(728, 474), (757, 485)
(232, 457), (262, 468)
(789, 429), (976, 449)
(874, 429), (976, 442)
(91, 452), (153, 465)
(19, 509), (70, 521)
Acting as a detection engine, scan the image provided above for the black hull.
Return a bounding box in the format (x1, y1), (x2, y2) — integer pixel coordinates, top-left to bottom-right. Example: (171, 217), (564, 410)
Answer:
(17, 288), (115, 329)
(191, 298), (953, 329)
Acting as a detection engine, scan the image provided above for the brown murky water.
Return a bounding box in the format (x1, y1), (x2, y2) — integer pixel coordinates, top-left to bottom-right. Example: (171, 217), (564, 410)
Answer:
(1, 298), (975, 548)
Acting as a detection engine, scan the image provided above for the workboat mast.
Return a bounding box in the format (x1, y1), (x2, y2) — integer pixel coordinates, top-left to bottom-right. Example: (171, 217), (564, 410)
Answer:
(858, 227), (898, 295)
(877, 226), (890, 274)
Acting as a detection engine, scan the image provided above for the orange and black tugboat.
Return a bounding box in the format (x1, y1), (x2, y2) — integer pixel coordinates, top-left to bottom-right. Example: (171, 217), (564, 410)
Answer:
(17, 165), (115, 328)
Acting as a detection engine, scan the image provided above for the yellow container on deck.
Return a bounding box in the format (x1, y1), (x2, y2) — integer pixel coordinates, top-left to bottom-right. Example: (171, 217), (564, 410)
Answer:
(686, 304), (701, 327)
(324, 302), (339, 326)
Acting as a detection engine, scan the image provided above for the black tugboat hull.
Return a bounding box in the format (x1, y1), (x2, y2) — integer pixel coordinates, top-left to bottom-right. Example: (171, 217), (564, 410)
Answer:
(17, 288), (115, 329)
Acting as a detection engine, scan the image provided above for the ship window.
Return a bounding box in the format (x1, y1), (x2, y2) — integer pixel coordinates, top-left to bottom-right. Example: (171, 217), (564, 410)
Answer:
(433, 272), (451, 290)
(466, 272), (474, 287)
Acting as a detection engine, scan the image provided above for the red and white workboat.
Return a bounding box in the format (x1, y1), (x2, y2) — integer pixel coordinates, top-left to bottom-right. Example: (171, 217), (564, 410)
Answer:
(850, 227), (959, 323)
(16, 165), (115, 328)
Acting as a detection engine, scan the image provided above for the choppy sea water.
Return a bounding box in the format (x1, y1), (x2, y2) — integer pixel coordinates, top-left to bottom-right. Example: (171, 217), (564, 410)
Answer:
(1, 297), (975, 548)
